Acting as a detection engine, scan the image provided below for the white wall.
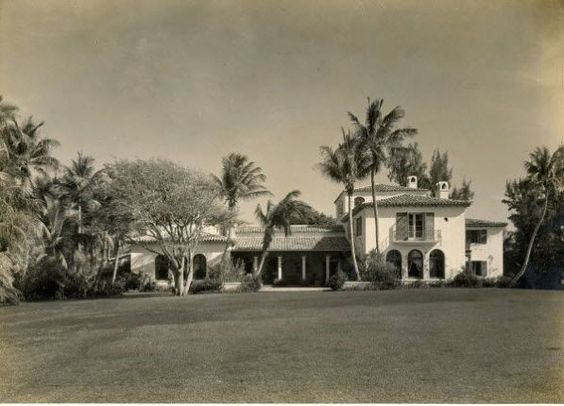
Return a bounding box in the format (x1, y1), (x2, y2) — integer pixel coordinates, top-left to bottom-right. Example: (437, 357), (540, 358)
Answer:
(466, 227), (504, 277)
(130, 241), (226, 281)
(353, 205), (467, 280)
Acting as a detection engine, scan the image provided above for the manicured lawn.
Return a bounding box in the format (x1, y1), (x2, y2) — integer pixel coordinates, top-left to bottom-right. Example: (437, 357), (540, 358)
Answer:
(0, 289), (562, 402)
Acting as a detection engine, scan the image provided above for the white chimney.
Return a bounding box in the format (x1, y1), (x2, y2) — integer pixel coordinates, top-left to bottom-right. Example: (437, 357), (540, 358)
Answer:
(407, 175), (418, 189)
(436, 181), (449, 199)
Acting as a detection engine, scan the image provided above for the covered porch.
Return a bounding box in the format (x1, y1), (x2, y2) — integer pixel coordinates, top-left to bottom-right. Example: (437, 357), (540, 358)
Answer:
(231, 251), (350, 286)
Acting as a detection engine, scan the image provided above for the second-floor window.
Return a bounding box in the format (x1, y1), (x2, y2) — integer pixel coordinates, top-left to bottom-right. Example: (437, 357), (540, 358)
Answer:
(466, 229), (487, 244)
(336, 201), (344, 217)
(396, 212), (434, 241)
(408, 213), (424, 239)
(355, 217), (362, 236)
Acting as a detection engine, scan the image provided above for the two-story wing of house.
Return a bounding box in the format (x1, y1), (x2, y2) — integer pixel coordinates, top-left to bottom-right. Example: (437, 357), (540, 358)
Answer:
(337, 176), (507, 281)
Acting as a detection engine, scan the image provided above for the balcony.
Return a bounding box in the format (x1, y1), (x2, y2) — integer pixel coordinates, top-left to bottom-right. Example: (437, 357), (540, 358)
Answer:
(390, 226), (442, 244)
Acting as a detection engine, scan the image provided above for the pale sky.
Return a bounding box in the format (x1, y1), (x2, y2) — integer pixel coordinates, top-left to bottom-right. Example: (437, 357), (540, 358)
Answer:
(1, 0), (563, 224)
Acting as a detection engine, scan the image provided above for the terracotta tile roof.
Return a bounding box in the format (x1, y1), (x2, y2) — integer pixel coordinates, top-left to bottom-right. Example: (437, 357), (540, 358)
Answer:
(236, 225), (345, 234)
(133, 232), (230, 243)
(334, 184), (429, 202)
(355, 184), (429, 193)
(466, 218), (508, 228)
(342, 193), (472, 220)
(232, 235), (351, 252)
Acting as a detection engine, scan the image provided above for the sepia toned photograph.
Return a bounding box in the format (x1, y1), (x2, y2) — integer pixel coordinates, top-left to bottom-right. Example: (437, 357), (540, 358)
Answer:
(0, 0), (563, 403)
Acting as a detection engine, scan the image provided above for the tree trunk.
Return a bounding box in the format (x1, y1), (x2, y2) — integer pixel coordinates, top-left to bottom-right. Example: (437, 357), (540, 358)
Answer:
(181, 255), (193, 296)
(174, 263), (184, 296)
(255, 249), (269, 279)
(221, 225), (232, 263)
(510, 193), (550, 287)
(111, 240), (120, 285)
(347, 193), (361, 281)
(370, 168), (380, 253)
(77, 205), (82, 235)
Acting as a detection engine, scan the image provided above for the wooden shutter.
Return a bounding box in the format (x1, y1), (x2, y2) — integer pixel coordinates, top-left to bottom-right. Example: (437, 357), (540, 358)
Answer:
(481, 261), (488, 277)
(425, 213), (435, 240)
(480, 230), (488, 244)
(396, 212), (408, 240)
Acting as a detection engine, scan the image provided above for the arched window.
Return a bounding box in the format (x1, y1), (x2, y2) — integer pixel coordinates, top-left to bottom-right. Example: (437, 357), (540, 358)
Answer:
(386, 250), (402, 276)
(354, 196), (365, 207)
(429, 249), (445, 279)
(193, 254), (207, 280)
(155, 255), (169, 280)
(407, 249), (423, 278)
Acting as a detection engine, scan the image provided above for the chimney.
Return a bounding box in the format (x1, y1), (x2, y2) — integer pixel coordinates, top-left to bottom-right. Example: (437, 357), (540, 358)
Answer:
(407, 175), (418, 189)
(436, 181), (449, 199)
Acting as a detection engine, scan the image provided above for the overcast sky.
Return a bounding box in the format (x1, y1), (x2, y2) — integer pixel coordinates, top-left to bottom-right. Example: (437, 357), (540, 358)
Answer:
(1, 0), (563, 223)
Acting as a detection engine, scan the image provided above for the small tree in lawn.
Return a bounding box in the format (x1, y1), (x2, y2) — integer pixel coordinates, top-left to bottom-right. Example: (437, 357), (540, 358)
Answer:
(109, 159), (232, 296)
(254, 190), (310, 279)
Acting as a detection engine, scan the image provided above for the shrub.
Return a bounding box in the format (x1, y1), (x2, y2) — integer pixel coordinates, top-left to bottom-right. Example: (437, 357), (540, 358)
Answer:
(360, 250), (400, 290)
(17, 258), (68, 301)
(240, 273), (261, 292)
(328, 270), (347, 291)
(272, 278), (287, 287)
(448, 269), (482, 288)
(495, 275), (512, 288)
(208, 258), (246, 283)
(190, 278), (222, 294)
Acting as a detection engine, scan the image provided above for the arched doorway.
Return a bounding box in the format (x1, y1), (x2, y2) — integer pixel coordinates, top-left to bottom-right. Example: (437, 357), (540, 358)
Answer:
(193, 254), (207, 280)
(386, 250), (402, 277)
(429, 249), (445, 278)
(407, 249), (423, 278)
(155, 255), (169, 280)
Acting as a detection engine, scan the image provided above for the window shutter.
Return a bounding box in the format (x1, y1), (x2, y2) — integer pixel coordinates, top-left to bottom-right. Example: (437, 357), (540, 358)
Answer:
(396, 212), (408, 240)
(481, 261), (488, 277)
(425, 213), (435, 240)
(480, 230), (488, 244)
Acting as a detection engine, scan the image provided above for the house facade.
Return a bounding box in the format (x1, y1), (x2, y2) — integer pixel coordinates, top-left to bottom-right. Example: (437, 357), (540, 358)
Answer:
(129, 176), (506, 285)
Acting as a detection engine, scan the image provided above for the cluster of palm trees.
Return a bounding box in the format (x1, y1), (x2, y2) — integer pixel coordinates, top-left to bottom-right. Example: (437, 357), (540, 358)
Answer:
(213, 153), (311, 280)
(318, 98), (417, 279)
(0, 97), (124, 303)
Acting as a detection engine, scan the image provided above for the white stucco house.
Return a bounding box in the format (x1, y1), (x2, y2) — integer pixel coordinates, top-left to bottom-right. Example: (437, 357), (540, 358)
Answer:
(129, 175), (507, 286)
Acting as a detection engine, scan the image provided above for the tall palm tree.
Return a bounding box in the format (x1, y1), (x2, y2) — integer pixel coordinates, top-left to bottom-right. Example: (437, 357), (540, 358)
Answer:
(213, 153), (271, 258)
(348, 98), (417, 253)
(318, 130), (367, 280)
(510, 145), (564, 286)
(0, 117), (59, 190)
(254, 190), (310, 278)
(59, 152), (103, 235)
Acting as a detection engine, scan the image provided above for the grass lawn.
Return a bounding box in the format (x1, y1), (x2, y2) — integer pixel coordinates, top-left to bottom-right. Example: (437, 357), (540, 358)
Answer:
(0, 289), (562, 402)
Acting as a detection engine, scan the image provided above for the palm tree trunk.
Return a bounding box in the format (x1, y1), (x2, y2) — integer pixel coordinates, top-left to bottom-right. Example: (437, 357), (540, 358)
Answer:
(255, 250), (268, 279)
(111, 240), (120, 285)
(77, 205), (82, 234)
(347, 193), (361, 281)
(510, 193), (549, 287)
(370, 168), (380, 253)
(221, 225), (232, 263)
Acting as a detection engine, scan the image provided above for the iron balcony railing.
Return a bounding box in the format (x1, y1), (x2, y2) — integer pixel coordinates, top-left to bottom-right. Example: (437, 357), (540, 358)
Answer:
(390, 227), (442, 243)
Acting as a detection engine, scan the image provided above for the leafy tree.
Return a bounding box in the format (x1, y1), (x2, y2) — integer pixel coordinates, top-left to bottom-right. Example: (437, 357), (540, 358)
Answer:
(213, 153), (270, 258)
(109, 159), (232, 296)
(288, 205), (337, 227)
(387, 142), (428, 187)
(254, 190), (310, 278)
(428, 149), (452, 189)
(318, 131), (367, 280)
(450, 178), (474, 200)
(349, 98), (417, 253)
(503, 146), (564, 286)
